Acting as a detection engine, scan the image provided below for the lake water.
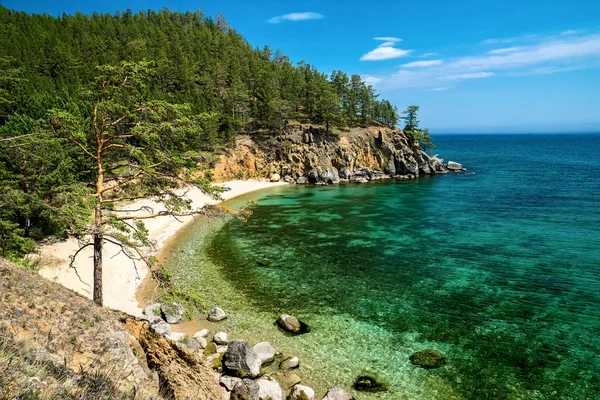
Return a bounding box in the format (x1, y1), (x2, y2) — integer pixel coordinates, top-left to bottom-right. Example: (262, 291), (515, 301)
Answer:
(163, 133), (600, 399)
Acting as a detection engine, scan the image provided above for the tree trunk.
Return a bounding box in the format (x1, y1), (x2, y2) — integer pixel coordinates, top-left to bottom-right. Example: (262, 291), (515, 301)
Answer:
(93, 229), (103, 306)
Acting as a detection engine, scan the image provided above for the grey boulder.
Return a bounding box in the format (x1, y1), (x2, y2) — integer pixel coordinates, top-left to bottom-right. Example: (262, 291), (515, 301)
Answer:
(148, 316), (171, 337)
(447, 161), (463, 170)
(161, 303), (184, 324)
(222, 340), (262, 378)
(208, 306), (228, 322)
(253, 341), (278, 365)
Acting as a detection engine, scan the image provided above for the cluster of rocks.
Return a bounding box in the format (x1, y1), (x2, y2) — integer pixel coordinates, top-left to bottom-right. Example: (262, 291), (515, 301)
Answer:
(143, 302), (447, 399)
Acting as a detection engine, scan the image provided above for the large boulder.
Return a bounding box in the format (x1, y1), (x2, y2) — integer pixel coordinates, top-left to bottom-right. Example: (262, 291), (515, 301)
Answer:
(289, 385), (315, 400)
(148, 316), (171, 337)
(307, 168), (321, 183)
(276, 314), (309, 334)
(161, 303), (184, 324)
(409, 349), (446, 369)
(447, 161), (463, 170)
(322, 387), (354, 400)
(296, 176), (307, 184)
(277, 314), (300, 333)
(222, 340), (262, 378)
(208, 307), (228, 322)
(253, 341), (278, 365)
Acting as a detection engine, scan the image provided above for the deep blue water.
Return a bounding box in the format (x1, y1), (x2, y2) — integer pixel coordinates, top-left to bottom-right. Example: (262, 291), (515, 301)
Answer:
(168, 134), (600, 399)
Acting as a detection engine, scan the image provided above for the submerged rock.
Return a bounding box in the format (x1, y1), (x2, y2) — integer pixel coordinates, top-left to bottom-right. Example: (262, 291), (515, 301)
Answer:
(276, 314), (310, 334)
(322, 387), (354, 400)
(409, 349), (445, 369)
(289, 384), (315, 400)
(253, 341), (278, 365)
(222, 340), (262, 378)
(208, 306), (228, 322)
(161, 302), (184, 324)
(280, 356), (299, 370)
(353, 375), (388, 392)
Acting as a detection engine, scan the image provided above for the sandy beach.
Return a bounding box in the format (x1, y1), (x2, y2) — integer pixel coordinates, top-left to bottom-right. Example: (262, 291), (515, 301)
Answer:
(37, 180), (287, 316)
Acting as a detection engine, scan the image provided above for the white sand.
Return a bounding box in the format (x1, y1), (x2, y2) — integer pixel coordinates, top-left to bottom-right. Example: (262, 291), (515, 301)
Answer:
(38, 180), (287, 316)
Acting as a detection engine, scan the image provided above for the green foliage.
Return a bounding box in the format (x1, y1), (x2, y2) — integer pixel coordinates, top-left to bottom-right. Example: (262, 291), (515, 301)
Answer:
(402, 106), (435, 153)
(0, 6), (405, 260)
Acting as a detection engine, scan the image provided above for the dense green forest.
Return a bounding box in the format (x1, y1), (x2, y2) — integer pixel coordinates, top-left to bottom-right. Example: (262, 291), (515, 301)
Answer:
(0, 6), (401, 260)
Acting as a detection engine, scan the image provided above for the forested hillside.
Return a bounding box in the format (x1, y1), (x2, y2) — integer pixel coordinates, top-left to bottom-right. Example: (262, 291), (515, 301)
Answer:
(0, 7), (400, 259)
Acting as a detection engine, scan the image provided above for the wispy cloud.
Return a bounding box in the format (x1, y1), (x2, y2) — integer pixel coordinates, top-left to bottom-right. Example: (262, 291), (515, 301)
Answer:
(362, 75), (383, 85)
(487, 46), (525, 55)
(440, 72), (495, 80)
(268, 12), (323, 24)
(363, 30), (600, 89)
(430, 87), (451, 91)
(360, 37), (411, 61)
(561, 29), (586, 36)
(419, 52), (440, 58)
(401, 60), (444, 68)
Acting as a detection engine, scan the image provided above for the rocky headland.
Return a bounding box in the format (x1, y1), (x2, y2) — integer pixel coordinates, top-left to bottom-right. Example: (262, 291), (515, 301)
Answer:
(213, 123), (462, 184)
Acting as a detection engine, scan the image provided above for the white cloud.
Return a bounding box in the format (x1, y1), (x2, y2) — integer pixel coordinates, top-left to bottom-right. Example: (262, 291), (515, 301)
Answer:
(362, 75), (383, 85)
(361, 37), (411, 61)
(430, 87), (451, 91)
(487, 46), (524, 55)
(268, 12), (323, 24)
(361, 47), (412, 61)
(440, 72), (495, 80)
(401, 60), (444, 68)
(419, 52), (439, 58)
(367, 30), (600, 89)
(562, 29), (585, 36)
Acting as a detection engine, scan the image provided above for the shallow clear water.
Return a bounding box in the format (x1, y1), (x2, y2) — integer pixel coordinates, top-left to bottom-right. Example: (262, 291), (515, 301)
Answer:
(165, 133), (600, 399)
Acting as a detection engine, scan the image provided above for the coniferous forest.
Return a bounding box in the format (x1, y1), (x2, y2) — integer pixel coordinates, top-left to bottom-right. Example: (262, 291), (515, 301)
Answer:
(0, 7), (401, 259)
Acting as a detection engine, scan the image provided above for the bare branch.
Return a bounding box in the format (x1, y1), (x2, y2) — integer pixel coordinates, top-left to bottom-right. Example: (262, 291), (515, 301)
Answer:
(116, 209), (207, 221)
(68, 243), (93, 288)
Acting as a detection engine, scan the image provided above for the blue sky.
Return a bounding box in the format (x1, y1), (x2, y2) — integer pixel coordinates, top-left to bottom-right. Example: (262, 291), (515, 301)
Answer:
(4, 0), (600, 133)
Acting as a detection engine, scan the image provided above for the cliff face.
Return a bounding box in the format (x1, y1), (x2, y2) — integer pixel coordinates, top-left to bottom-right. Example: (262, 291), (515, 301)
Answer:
(213, 124), (448, 183)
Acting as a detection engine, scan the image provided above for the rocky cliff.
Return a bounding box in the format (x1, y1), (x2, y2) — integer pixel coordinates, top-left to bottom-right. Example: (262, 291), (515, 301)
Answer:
(213, 124), (450, 183)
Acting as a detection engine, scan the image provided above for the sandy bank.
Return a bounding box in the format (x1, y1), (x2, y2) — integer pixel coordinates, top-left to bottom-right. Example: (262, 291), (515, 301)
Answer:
(37, 180), (287, 316)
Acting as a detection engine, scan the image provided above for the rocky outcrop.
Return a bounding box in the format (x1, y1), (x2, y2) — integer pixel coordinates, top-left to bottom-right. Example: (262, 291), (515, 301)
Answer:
(212, 125), (450, 184)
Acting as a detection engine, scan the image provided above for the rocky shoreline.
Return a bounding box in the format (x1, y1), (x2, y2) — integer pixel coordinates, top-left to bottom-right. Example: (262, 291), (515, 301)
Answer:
(213, 124), (466, 186)
(141, 301), (446, 399)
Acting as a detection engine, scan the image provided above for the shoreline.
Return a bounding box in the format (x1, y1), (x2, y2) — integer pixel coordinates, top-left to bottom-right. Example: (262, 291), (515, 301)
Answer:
(37, 180), (288, 316)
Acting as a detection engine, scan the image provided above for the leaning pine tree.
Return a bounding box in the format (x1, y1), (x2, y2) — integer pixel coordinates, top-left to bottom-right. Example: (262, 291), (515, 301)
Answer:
(48, 61), (226, 306)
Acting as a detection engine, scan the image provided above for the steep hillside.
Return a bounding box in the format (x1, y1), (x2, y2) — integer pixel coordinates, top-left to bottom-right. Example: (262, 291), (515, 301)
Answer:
(0, 260), (223, 400)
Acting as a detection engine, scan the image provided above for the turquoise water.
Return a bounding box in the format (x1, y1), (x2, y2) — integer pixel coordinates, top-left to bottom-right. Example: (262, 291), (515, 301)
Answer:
(166, 134), (600, 399)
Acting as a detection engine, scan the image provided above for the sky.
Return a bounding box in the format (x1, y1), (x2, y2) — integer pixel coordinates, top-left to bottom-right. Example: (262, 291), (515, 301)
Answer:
(4, 0), (600, 133)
